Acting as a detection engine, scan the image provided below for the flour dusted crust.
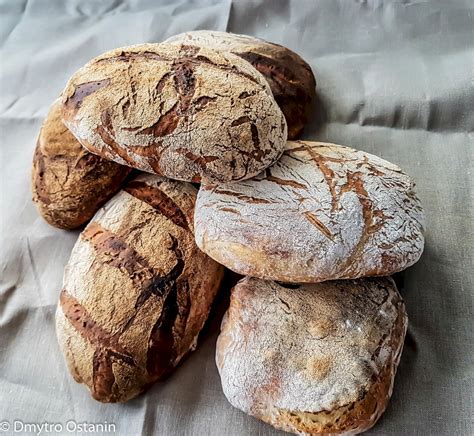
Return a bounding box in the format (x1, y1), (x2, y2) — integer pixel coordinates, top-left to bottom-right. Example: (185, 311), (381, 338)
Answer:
(31, 99), (130, 229)
(61, 43), (287, 184)
(216, 277), (408, 435)
(165, 30), (316, 139)
(195, 140), (425, 282)
(55, 174), (224, 402)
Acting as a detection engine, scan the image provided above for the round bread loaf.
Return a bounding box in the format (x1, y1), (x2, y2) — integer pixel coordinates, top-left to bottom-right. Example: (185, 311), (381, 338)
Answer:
(195, 140), (425, 282)
(165, 30), (316, 139)
(61, 43), (287, 184)
(32, 99), (130, 229)
(216, 276), (408, 435)
(56, 174), (224, 402)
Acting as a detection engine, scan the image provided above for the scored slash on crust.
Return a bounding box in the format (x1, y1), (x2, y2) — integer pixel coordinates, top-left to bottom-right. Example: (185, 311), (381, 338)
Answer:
(61, 43), (287, 183)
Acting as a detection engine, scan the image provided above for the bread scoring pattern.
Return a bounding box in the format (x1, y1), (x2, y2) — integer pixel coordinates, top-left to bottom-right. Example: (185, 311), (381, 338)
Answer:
(61, 43), (287, 183)
(165, 30), (316, 139)
(31, 99), (130, 229)
(195, 140), (425, 282)
(56, 174), (224, 402)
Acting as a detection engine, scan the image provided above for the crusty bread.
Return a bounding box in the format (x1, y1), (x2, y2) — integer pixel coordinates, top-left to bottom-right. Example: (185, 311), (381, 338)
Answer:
(165, 30), (316, 139)
(55, 174), (224, 402)
(31, 99), (130, 229)
(61, 43), (287, 184)
(216, 277), (408, 435)
(195, 140), (425, 282)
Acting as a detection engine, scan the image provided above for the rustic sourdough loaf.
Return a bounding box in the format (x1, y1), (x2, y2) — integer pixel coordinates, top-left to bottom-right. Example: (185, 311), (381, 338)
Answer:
(32, 99), (130, 229)
(217, 276), (408, 435)
(195, 140), (425, 282)
(61, 43), (287, 184)
(165, 30), (316, 139)
(56, 174), (224, 402)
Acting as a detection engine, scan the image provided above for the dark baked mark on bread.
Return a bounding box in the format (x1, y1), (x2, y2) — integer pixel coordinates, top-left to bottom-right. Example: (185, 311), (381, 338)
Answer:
(62, 223), (189, 401)
(128, 102), (180, 137)
(32, 144), (51, 205)
(64, 80), (111, 113)
(265, 168), (306, 189)
(60, 289), (137, 401)
(82, 222), (154, 281)
(176, 149), (220, 173)
(146, 278), (181, 377)
(32, 99), (131, 229)
(210, 188), (273, 204)
(300, 144), (338, 212)
(337, 171), (387, 276)
(124, 181), (190, 231)
(61, 43), (286, 183)
(303, 211), (334, 241)
(165, 31), (316, 139)
(237, 49), (315, 138)
(100, 50), (169, 63)
(82, 221), (186, 309)
(195, 141), (424, 282)
(134, 234), (184, 310)
(56, 175), (224, 402)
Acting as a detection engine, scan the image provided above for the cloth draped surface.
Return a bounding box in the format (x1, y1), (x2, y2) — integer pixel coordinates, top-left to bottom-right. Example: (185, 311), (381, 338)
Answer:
(0, 0), (472, 434)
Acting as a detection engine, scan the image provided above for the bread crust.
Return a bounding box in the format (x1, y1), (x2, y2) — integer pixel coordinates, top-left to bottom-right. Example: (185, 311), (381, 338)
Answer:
(61, 43), (287, 184)
(31, 99), (130, 229)
(195, 140), (425, 282)
(55, 174), (224, 402)
(165, 30), (316, 139)
(216, 277), (408, 435)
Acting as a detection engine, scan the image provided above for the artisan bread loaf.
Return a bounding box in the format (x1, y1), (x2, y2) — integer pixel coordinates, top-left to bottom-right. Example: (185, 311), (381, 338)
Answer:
(55, 174), (224, 402)
(61, 43), (287, 183)
(165, 30), (316, 139)
(32, 99), (130, 229)
(195, 140), (425, 282)
(216, 276), (408, 435)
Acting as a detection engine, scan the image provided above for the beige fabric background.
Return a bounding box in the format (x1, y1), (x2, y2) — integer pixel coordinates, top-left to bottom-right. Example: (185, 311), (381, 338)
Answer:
(0, 0), (473, 435)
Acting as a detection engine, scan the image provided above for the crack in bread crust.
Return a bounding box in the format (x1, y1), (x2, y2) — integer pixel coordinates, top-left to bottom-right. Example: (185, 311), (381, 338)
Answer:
(195, 140), (425, 283)
(60, 290), (137, 401)
(31, 99), (130, 229)
(61, 43), (287, 183)
(124, 180), (190, 231)
(56, 174), (224, 402)
(165, 30), (316, 139)
(216, 277), (408, 435)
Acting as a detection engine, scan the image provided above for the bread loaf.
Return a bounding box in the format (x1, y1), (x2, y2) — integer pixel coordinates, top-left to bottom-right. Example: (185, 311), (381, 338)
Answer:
(32, 99), (130, 229)
(217, 276), (408, 435)
(195, 140), (425, 282)
(165, 30), (316, 139)
(55, 174), (224, 402)
(61, 43), (287, 184)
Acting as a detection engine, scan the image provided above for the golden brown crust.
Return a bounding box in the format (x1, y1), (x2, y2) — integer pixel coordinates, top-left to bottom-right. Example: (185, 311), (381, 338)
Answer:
(55, 174), (224, 402)
(165, 31), (316, 139)
(60, 43), (287, 184)
(216, 277), (408, 435)
(31, 99), (130, 229)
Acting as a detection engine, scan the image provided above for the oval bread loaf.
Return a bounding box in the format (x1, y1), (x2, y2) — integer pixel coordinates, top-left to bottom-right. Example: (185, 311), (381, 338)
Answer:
(217, 276), (408, 435)
(61, 43), (287, 184)
(55, 174), (224, 402)
(32, 99), (131, 229)
(195, 140), (425, 282)
(165, 30), (316, 139)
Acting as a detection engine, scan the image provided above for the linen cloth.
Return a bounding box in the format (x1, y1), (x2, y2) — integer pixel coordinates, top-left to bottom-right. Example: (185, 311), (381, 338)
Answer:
(0, 1), (473, 435)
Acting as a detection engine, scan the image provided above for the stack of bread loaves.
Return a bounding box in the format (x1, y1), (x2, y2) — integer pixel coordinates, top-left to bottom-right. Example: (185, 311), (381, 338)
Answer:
(32, 31), (424, 434)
